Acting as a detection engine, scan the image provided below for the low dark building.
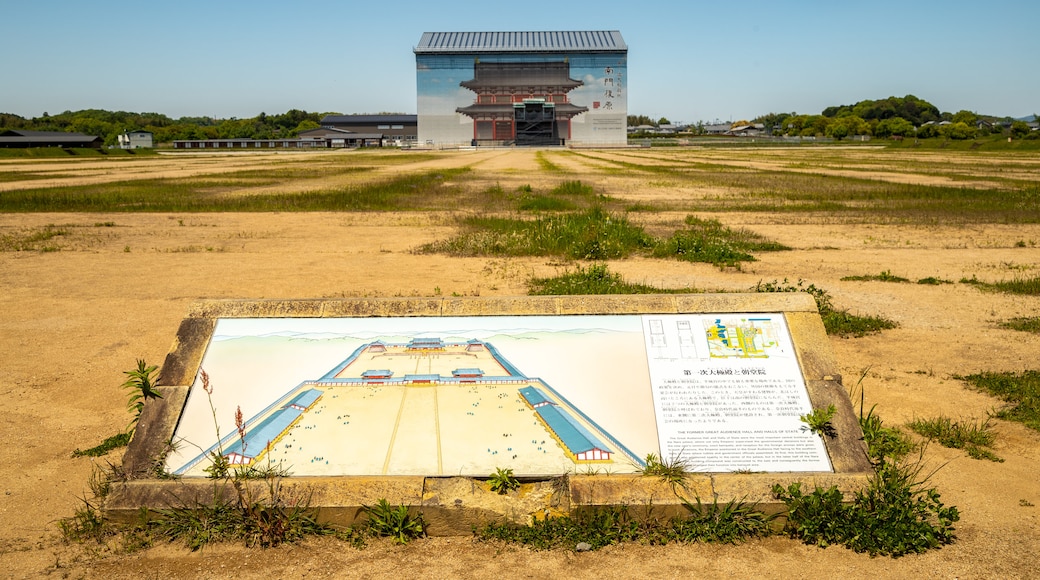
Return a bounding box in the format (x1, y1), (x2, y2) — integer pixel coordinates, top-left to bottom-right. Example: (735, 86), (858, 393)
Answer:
(0, 130), (102, 148)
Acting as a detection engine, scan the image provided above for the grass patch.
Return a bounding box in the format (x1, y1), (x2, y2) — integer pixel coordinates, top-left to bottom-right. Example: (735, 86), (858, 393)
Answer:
(427, 206), (788, 269)
(528, 264), (695, 295)
(477, 499), (773, 550)
(989, 277), (1040, 295)
(906, 416), (1003, 462)
(535, 151), (562, 172)
(961, 275), (1040, 295)
(752, 279), (897, 337)
(653, 215), (790, 269)
(0, 168), (467, 212)
(575, 150), (1040, 223)
(917, 276), (954, 285)
(0, 224), (71, 251)
(999, 316), (1040, 334)
(841, 270), (911, 283)
(515, 185), (578, 212)
(72, 432), (132, 457)
(420, 208), (655, 260)
(957, 370), (1040, 432)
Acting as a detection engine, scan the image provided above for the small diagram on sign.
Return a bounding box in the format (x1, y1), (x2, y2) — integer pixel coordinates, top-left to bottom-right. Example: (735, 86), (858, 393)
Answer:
(704, 317), (783, 359)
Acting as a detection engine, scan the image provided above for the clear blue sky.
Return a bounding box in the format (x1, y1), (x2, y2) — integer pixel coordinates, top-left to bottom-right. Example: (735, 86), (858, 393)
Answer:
(2, 0), (1037, 123)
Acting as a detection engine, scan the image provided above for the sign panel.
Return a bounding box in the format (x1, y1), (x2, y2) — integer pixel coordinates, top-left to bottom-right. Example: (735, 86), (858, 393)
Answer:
(643, 314), (831, 472)
(164, 314), (831, 477)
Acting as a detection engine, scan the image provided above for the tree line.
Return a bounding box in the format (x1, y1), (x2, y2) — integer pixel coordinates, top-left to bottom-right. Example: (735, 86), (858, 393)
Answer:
(0, 109), (336, 146)
(632, 95), (1037, 140)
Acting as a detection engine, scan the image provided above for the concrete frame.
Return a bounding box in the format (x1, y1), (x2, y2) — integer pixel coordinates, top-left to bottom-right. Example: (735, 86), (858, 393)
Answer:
(108, 294), (873, 533)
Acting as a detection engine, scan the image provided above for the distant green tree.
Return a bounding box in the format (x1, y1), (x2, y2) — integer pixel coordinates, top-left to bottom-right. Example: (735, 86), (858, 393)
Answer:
(753, 112), (791, 135)
(294, 119), (320, 134)
(1010, 120), (1031, 138)
(820, 95), (940, 125)
(951, 110), (978, 126)
(874, 117), (915, 138)
(825, 115), (870, 140)
(939, 122), (976, 140)
(657, 117), (670, 125)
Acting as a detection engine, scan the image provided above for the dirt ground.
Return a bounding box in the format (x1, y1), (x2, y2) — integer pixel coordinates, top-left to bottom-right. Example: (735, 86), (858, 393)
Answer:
(0, 149), (1038, 578)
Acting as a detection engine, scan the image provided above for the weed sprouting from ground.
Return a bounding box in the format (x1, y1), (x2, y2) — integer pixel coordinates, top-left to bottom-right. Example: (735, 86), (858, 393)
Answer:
(362, 499), (426, 544)
(639, 452), (690, 488)
(906, 416), (1003, 462)
(751, 278), (897, 337)
(123, 359), (162, 434)
(774, 370), (959, 557)
(72, 360), (161, 458)
(422, 196), (786, 267)
(859, 405), (917, 466)
(488, 467), (520, 494)
(800, 405), (837, 438)
(849, 368), (917, 466)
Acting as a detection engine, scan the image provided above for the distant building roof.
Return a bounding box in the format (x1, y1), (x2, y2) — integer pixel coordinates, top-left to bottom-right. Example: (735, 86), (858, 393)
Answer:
(0, 130), (102, 148)
(415, 31), (627, 54)
(321, 114), (417, 125)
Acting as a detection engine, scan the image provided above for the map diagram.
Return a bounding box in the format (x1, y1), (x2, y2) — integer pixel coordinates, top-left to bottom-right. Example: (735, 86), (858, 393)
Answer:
(705, 317), (783, 358)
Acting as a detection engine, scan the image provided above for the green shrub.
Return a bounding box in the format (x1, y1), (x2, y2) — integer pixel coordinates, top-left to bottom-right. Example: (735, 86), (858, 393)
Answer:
(774, 457), (959, 557)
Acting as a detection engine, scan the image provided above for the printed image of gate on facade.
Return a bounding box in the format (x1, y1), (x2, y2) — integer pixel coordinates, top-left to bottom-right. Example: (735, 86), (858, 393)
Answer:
(415, 31), (628, 147)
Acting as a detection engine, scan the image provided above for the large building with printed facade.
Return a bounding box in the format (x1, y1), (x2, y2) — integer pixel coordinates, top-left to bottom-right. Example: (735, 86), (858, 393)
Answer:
(414, 31), (627, 147)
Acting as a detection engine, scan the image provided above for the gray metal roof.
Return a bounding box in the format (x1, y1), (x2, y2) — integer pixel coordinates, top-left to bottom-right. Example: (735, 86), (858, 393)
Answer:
(415, 31), (626, 54)
(320, 114), (416, 124)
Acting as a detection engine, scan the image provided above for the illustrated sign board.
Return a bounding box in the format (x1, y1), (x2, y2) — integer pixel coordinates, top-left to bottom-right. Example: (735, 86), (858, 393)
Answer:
(165, 312), (831, 477)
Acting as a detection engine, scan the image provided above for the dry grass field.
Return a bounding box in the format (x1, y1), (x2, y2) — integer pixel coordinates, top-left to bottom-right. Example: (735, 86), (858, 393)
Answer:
(1, 146), (1038, 578)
